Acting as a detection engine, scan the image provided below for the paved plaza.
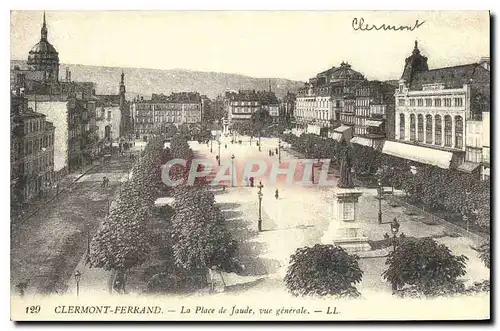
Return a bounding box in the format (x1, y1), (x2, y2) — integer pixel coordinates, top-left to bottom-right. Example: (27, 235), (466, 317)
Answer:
(190, 136), (490, 298)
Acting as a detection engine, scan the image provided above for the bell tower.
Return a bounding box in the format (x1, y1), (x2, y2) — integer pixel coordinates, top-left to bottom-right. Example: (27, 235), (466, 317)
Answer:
(119, 71), (126, 109)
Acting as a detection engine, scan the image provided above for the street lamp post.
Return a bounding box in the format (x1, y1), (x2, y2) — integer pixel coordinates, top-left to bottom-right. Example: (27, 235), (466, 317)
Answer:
(390, 218), (400, 294)
(378, 180), (383, 224)
(257, 182), (264, 231)
(231, 154), (235, 187)
(217, 140), (221, 166)
(74, 270), (81, 297)
(258, 131), (261, 152)
(278, 136), (281, 163)
(210, 138), (213, 153)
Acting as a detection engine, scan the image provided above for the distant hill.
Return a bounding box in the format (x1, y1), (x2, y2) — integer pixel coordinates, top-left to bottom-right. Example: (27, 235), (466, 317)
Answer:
(11, 60), (305, 100)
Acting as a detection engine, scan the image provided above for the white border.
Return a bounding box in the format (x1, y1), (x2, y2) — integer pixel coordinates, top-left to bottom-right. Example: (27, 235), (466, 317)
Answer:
(2, 1), (497, 330)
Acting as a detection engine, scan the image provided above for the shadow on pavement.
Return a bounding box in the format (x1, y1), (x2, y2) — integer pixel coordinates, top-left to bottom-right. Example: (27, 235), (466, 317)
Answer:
(224, 277), (267, 293)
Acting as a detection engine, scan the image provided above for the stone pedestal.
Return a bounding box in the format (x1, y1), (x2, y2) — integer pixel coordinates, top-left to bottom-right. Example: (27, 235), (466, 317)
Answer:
(321, 187), (371, 252)
(222, 118), (230, 135)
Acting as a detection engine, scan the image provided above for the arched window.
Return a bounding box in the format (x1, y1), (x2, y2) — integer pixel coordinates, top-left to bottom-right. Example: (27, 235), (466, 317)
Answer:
(417, 114), (424, 142)
(455, 116), (463, 149)
(435, 115), (442, 145)
(399, 113), (405, 140)
(410, 114), (416, 141)
(444, 115), (452, 147)
(425, 115), (433, 144)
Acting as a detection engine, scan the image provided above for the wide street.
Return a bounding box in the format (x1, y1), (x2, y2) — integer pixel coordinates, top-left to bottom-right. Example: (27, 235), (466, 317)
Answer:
(12, 135), (489, 299)
(190, 135), (489, 298)
(10, 146), (143, 296)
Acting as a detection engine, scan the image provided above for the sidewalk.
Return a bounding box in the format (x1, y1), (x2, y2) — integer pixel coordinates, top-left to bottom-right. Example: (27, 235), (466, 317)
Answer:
(11, 162), (99, 226)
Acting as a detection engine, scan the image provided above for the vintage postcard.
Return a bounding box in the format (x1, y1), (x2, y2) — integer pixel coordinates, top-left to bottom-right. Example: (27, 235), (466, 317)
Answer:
(10, 10), (490, 321)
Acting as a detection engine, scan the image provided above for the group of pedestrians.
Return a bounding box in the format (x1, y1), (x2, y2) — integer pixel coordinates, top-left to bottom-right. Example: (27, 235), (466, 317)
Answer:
(101, 176), (110, 188)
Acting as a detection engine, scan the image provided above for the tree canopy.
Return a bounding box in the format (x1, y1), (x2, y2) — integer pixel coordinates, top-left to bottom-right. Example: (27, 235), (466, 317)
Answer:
(285, 244), (363, 298)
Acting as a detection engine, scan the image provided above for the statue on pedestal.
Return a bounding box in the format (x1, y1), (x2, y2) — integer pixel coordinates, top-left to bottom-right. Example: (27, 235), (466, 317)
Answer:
(337, 143), (354, 189)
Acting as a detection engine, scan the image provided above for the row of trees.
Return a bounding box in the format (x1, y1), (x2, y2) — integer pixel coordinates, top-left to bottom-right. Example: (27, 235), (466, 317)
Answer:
(161, 135), (239, 288)
(89, 133), (238, 293)
(285, 237), (490, 298)
(88, 136), (169, 293)
(281, 133), (490, 232)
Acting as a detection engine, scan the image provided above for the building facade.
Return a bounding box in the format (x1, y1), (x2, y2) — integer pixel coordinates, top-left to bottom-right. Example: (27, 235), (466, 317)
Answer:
(295, 62), (365, 133)
(11, 12), (100, 174)
(11, 93), (55, 208)
(388, 41), (490, 173)
(132, 92), (203, 139)
(224, 90), (279, 124)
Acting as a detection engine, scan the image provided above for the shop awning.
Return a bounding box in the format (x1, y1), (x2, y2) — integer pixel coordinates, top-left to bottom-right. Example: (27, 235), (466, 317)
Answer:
(334, 125), (352, 133)
(351, 136), (374, 147)
(382, 141), (454, 169)
(457, 162), (480, 173)
(365, 120), (383, 127)
(329, 132), (343, 142)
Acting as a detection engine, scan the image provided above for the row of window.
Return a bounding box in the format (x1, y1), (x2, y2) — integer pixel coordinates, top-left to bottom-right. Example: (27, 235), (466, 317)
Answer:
(24, 118), (47, 134)
(21, 134), (54, 157)
(296, 100), (342, 108)
(399, 97), (464, 108)
(399, 114), (463, 148)
(23, 154), (54, 175)
(466, 147), (482, 163)
(232, 101), (260, 106)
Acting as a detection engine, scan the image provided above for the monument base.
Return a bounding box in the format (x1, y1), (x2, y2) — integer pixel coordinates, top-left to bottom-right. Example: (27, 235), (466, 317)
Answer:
(321, 223), (371, 253)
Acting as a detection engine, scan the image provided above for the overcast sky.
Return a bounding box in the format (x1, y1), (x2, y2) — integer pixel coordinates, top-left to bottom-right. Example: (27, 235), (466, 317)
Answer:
(10, 11), (489, 82)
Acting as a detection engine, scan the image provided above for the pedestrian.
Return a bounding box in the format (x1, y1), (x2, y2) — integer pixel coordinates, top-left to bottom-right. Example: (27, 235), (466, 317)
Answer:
(244, 176), (248, 186)
(102, 176), (106, 188)
(275, 189), (279, 199)
(225, 144), (227, 149)
(275, 147), (278, 155)
(222, 184), (226, 191)
(249, 177), (254, 187)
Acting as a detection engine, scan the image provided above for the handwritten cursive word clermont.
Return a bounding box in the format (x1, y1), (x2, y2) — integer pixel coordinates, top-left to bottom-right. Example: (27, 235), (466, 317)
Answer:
(352, 17), (425, 31)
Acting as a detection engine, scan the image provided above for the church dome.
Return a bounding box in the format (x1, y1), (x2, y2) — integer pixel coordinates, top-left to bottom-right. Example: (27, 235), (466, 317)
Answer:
(27, 12), (59, 66)
(29, 40), (58, 55)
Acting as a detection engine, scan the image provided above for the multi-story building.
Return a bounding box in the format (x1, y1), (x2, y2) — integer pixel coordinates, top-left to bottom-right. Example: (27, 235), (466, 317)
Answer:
(224, 90), (279, 124)
(11, 12), (100, 175)
(95, 72), (132, 152)
(131, 92), (202, 139)
(295, 62), (365, 135)
(384, 41), (490, 173)
(348, 80), (395, 150)
(11, 92), (55, 208)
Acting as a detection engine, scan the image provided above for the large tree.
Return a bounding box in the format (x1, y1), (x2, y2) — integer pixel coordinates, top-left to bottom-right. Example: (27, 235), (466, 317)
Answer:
(171, 187), (238, 273)
(382, 237), (468, 296)
(285, 244), (363, 297)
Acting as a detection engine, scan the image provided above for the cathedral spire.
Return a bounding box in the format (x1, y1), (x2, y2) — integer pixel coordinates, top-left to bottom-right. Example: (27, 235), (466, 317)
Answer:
(41, 11), (48, 41)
